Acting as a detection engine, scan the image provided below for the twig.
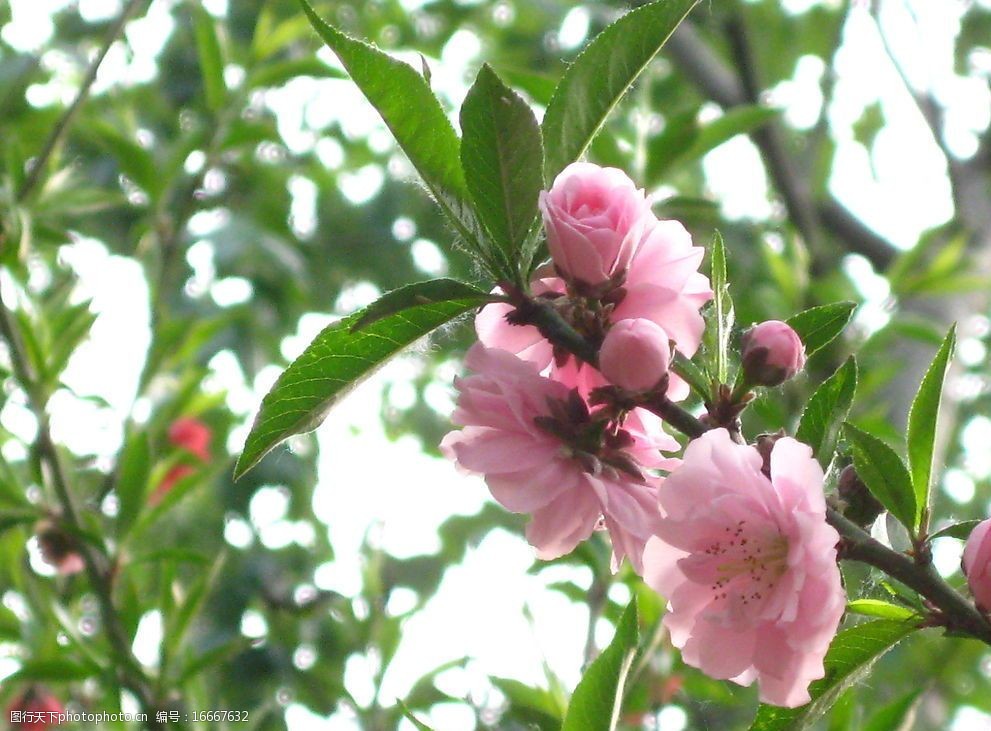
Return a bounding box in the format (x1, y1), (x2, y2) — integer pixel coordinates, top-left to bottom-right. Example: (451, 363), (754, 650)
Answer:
(583, 573), (610, 666)
(16, 0), (147, 202)
(663, 20), (899, 271)
(828, 508), (991, 645)
(0, 279), (162, 723)
(722, 14), (823, 263)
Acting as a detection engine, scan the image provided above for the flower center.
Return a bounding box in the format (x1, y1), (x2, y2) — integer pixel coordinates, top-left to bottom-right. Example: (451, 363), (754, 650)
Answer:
(689, 520), (789, 617)
(531, 391), (646, 482)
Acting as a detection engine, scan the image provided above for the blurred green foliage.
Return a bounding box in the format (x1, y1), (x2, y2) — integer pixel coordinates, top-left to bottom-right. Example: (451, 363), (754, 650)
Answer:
(0, 0), (989, 729)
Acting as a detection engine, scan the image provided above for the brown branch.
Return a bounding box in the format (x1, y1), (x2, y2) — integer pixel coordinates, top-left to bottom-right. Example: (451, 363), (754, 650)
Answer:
(16, 0), (147, 202)
(0, 279), (162, 725)
(723, 15), (823, 262)
(664, 20), (899, 271)
(828, 508), (991, 645)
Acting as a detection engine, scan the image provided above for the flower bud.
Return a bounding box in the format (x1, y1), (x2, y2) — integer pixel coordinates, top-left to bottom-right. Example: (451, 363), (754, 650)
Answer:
(7, 686), (63, 730)
(168, 417), (212, 462)
(740, 320), (806, 387)
(540, 162), (653, 287)
(836, 464), (884, 527)
(963, 518), (991, 613)
(599, 319), (671, 392)
(35, 519), (85, 576)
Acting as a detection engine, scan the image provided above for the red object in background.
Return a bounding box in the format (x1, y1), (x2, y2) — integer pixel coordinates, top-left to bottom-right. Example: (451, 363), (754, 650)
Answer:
(149, 417), (213, 505)
(7, 687), (63, 730)
(168, 417), (212, 462)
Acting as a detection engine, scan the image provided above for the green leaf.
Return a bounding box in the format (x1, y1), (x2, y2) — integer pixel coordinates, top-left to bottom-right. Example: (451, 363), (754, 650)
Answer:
(14, 658), (101, 682)
(647, 105), (778, 184)
(460, 64), (544, 272)
(928, 520), (981, 542)
(177, 637), (253, 685)
(704, 231), (733, 385)
(115, 431), (151, 538)
(786, 302), (856, 358)
(295, 0), (485, 268)
(398, 700), (436, 731)
(192, 4), (226, 112)
(671, 351), (711, 400)
(246, 57), (346, 89)
(561, 597), (638, 731)
(863, 689), (923, 731)
(350, 279), (495, 332)
(490, 676), (563, 730)
(690, 105), (779, 159)
(846, 599), (918, 621)
(906, 326), (956, 531)
(163, 552), (228, 676)
(796, 357), (858, 466)
(541, 0), (700, 180)
(235, 296), (482, 478)
(748, 620), (918, 731)
(0, 510), (38, 536)
(844, 423), (916, 532)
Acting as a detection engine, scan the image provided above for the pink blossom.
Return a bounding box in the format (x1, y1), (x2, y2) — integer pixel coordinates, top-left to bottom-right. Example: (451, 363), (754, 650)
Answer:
(475, 220), (711, 401)
(740, 320), (807, 387)
(643, 429), (844, 708)
(963, 519), (991, 612)
(599, 319), (671, 392)
(441, 344), (678, 572)
(540, 162), (653, 286)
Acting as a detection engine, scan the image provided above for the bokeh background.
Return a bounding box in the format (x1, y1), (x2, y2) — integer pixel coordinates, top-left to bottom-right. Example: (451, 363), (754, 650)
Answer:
(0, 0), (990, 728)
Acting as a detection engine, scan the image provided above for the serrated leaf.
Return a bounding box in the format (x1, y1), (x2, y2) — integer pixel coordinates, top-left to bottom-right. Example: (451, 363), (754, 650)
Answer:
(704, 231), (733, 385)
(748, 620), (918, 731)
(192, 4), (226, 112)
(906, 326), (955, 531)
(928, 520), (981, 542)
(844, 423), (916, 532)
(796, 357), (857, 466)
(235, 296), (481, 478)
(846, 599), (918, 621)
(350, 279), (495, 332)
(460, 64), (543, 272)
(787, 302), (856, 358)
(295, 0), (489, 270)
(542, 0), (700, 180)
(561, 597), (638, 731)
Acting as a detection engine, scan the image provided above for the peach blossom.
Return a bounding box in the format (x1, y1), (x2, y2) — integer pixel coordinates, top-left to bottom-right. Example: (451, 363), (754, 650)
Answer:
(643, 429), (844, 707)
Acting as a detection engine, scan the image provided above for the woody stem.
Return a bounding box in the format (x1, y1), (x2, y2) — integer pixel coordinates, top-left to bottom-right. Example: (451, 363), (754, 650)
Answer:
(827, 508), (991, 645)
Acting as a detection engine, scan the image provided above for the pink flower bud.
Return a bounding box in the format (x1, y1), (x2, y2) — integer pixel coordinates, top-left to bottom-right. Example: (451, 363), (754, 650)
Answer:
(539, 162), (653, 287)
(168, 417), (212, 462)
(963, 519), (991, 612)
(599, 319), (671, 392)
(35, 519), (85, 576)
(740, 320), (806, 387)
(8, 686), (64, 730)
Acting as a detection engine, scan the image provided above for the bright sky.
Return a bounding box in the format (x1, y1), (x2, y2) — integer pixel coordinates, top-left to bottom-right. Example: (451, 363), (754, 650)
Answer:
(1, 0), (990, 729)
